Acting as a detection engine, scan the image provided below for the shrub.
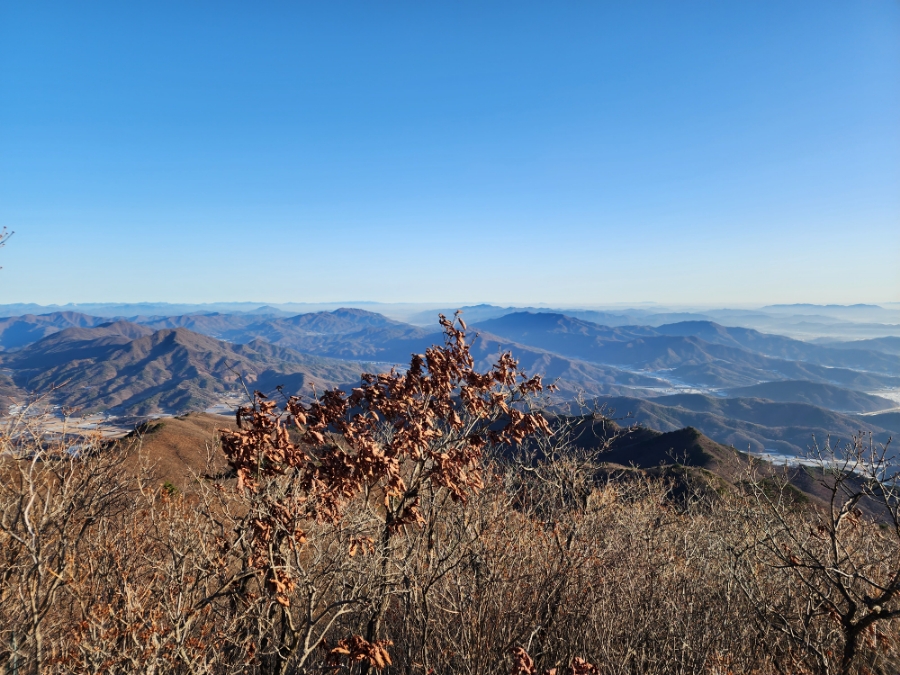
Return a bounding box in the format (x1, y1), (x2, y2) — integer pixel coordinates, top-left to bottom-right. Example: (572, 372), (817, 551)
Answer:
(0, 322), (897, 674)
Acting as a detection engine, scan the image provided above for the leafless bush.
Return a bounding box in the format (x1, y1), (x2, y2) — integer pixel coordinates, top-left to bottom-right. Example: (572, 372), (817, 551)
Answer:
(726, 435), (900, 675)
(0, 324), (898, 674)
(0, 404), (129, 674)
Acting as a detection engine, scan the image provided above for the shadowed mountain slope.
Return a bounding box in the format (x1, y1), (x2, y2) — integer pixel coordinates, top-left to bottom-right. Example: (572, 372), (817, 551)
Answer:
(571, 420), (749, 481)
(676, 360), (900, 390)
(244, 323), (438, 361)
(465, 334), (668, 399)
(131, 312), (263, 338)
(274, 308), (406, 333)
(3, 322), (156, 371)
(565, 416), (892, 520)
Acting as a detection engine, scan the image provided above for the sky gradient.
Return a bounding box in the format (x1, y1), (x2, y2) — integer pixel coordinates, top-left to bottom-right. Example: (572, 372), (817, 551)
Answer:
(1, 1), (898, 306)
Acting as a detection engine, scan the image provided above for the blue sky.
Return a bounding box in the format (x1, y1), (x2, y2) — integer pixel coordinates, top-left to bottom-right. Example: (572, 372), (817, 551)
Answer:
(1, 1), (898, 306)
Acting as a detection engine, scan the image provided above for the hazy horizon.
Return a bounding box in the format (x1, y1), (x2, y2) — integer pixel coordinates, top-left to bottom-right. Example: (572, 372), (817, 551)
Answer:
(2, 299), (900, 311)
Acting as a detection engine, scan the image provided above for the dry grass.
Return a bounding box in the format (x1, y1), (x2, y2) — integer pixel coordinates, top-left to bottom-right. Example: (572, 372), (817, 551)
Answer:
(1, 320), (897, 674)
(1, 406), (897, 675)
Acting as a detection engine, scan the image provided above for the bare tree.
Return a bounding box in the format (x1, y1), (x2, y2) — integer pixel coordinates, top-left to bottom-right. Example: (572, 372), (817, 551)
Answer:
(728, 434), (900, 675)
(0, 403), (129, 675)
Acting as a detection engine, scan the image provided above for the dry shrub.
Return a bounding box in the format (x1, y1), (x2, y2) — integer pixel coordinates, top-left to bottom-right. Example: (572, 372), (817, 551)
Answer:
(0, 321), (898, 675)
(725, 435), (900, 675)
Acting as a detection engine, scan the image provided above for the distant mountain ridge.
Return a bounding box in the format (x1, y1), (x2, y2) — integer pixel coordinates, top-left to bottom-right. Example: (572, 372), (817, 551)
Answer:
(824, 336), (900, 356)
(140, 307), (408, 340)
(473, 313), (900, 386)
(3, 300), (899, 338)
(0, 319), (669, 414)
(7, 309), (887, 392)
(0, 312), (113, 351)
(726, 380), (895, 413)
(0, 323), (374, 415)
(653, 320), (900, 372)
(593, 394), (895, 455)
(139, 310), (675, 399)
(0, 306), (897, 458)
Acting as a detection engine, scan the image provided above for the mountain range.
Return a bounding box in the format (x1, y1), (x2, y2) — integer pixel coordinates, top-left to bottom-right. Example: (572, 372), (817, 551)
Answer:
(590, 394), (898, 455)
(4, 301), (900, 339)
(0, 305), (896, 457)
(0, 322), (374, 415)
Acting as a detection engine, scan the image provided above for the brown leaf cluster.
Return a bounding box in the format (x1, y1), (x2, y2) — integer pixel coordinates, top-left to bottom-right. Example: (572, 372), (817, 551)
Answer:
(511, 647), (598, 675)
(327, 635), (393, 670)
(220, 312), (551, 606)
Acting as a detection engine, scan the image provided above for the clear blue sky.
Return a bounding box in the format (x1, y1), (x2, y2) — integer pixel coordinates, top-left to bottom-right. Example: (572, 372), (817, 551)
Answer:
(1, 1), (898, 306)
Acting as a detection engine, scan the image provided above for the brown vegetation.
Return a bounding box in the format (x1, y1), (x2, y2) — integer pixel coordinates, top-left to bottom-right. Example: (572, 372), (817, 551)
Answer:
(0, 316), (898, 674)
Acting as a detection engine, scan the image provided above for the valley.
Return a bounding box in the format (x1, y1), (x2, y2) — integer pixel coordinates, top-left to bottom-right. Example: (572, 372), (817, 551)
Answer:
(0, 302), (897, 459)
